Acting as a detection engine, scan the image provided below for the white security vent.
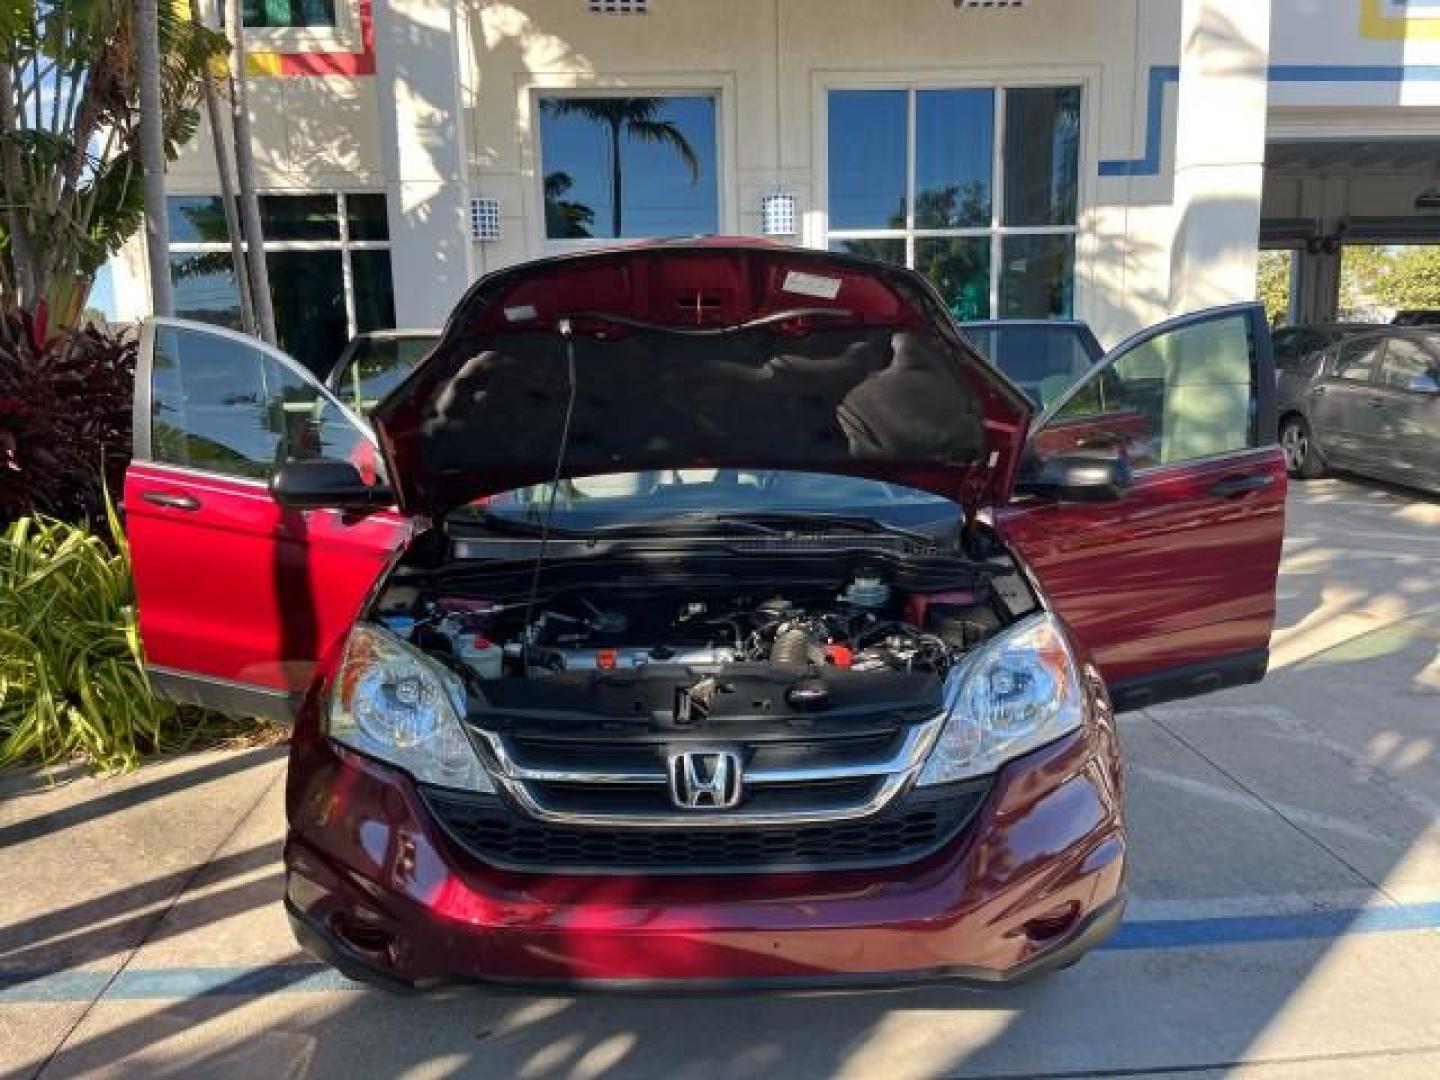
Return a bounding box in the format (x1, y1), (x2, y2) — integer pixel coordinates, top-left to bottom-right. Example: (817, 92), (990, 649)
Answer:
(760, 193), (798, 237)
(954, 1), (1025, 9)
(469, 197), (501, 242)
(589, 0), (648, 14)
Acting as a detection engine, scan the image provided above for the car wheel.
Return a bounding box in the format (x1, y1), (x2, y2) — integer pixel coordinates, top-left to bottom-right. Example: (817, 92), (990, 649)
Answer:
(1280, 415), (1325, 479)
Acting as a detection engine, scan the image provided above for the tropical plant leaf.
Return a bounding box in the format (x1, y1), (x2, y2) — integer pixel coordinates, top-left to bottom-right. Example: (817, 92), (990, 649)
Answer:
(0, 499), (172, 772)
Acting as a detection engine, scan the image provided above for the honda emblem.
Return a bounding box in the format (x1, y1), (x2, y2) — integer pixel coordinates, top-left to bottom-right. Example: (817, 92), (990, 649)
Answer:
(667, 749), (743, 809)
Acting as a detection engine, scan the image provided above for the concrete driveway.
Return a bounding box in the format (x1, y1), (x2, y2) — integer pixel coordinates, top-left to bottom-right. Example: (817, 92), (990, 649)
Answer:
(3, 477), (1439, 1079)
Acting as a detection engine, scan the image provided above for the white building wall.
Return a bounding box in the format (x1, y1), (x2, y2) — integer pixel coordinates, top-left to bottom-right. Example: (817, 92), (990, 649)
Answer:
(111, 0), (1322, 345)
(374, 0), (475, 326)
(1272, 0), (1440, 109)
(468, 0), (1216, 342)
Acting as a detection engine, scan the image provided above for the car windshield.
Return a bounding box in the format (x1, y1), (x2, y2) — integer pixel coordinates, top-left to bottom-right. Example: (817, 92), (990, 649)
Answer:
(962, 323), (1101, 407)
(464, 469), (953, 532)
(336, 336), (437, 413)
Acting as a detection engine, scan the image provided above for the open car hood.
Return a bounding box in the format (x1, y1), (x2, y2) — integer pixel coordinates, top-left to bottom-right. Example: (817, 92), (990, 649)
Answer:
(370, 241), (1033, 516)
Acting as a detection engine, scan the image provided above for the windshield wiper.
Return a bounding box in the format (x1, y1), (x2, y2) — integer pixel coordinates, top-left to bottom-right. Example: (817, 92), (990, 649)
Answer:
(464, 510), (785, 540)
(637, 510), (942, 544)
(553, 308), (858, 338)
(463, 509), (941, 544)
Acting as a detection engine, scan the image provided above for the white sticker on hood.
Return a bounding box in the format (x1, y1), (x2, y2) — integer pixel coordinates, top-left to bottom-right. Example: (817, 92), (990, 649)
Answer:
(504, 304), (538, 322)
(781, 270), (843, 300)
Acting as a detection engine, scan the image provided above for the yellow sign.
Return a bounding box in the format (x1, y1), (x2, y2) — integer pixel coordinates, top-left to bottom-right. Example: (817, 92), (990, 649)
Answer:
(1361, 0), (1440, 39)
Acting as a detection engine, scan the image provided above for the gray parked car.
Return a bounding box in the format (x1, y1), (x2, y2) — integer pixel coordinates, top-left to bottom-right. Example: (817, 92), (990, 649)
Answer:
(1276, 324), (1440, 493)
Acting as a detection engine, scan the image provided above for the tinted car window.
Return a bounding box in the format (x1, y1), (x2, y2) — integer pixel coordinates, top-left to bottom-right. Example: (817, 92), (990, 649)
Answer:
(1378, 337), (1438, 391)
(1272, 329), (1300, 364)
(1393, 310), (1440, 327)
(1044, 312), (1254, 468)
(337, 336), (436, 413)
(962, 324), (1099, 406)
(1334, 338), (1384, 382)
(151, 325), (378, 482)
(1275, 329), (1330, 377)
(1273, 329), (1320, 370)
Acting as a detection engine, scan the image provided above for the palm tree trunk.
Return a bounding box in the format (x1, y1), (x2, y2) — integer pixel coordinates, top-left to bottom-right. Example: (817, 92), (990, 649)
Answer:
(0, 65), (37, 323)
(610, 119), (623, 239)
(137, 0), (174, 317)
(191, 0), (254, 335)
(224, 0), (276, 344)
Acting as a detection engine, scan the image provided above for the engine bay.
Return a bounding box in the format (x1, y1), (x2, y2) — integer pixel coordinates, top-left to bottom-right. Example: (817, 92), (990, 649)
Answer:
(373, 546), (1030, 730)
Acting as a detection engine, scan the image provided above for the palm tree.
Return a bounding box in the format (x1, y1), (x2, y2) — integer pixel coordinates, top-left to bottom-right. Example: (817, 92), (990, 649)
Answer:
(224, 0), (275, 344)
(542, 98), (700, 238)
(543, 171), (595, 239)
(0, 1), (226, 339)
(137, 0), (173, 316)
(189, 0), (254, 334)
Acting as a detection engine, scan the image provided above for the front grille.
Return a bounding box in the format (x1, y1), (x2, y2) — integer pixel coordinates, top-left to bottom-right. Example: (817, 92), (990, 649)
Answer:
(421, 780), (989, 874)
(467, 718), (943, 827)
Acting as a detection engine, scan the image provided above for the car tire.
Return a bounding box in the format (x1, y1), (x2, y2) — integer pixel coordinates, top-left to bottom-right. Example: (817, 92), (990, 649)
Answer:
(1280, 415), (1325, 480)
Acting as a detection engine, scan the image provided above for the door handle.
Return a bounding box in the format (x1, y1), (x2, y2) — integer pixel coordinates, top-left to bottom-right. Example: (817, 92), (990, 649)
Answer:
(140, 491), (202, 511)
(1367, 398), (1387, 409)
(1208, 474), (1275, 499)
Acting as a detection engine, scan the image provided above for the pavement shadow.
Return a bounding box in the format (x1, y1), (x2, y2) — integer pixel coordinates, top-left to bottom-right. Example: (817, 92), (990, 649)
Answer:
(0, 846), (281, 982)
(0, 748), (284, 850)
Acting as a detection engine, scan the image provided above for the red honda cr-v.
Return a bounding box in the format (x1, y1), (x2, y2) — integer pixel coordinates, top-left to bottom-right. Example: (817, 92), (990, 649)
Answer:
(125, 241), (1285, 990)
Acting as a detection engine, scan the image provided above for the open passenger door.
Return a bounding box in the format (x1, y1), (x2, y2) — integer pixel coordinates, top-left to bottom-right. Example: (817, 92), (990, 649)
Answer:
(995, 304), (1286, 711)
(125, 320), (410, 721)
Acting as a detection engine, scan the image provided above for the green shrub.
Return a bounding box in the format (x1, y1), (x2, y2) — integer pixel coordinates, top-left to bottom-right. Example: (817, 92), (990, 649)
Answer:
(0, 500), (172, 772)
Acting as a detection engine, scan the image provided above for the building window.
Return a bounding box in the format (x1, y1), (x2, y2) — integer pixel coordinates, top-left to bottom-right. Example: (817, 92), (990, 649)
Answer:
(241, 0), (336, 28)
(538, 94), (719, 241)
(167, 192), (394, 373)
(827, 85), (1081, 320)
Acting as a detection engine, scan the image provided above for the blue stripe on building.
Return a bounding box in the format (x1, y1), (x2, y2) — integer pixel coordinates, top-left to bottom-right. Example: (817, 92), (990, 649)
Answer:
(1098, 64), (1440, 177)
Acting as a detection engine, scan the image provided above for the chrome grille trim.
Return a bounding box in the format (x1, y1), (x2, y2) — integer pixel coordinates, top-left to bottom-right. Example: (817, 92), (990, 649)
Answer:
(467, 719), (943, 828)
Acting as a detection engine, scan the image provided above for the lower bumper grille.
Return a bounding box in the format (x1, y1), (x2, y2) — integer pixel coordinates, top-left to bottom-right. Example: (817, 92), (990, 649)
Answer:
(420, 780), (989, 874)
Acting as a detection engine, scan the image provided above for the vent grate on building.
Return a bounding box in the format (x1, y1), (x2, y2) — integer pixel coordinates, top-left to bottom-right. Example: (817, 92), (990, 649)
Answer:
(589, 0), (648, 14)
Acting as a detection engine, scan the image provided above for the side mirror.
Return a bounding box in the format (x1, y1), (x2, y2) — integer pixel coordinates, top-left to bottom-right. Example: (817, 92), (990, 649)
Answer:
(271, 458), (393, 510)
(1017, 450), (1132, 503)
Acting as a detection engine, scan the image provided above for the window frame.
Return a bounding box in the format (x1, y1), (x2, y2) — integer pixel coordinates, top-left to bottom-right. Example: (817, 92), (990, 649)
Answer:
(203, 0), (360, 54)
(528, 84), (731, 253)
(167, 191), (392, 349)
(134, 317), (379, 488)
(1376, 334), (1440, 392)
(1331, 335), (1387, 384)
(817, 73), (1091, 321)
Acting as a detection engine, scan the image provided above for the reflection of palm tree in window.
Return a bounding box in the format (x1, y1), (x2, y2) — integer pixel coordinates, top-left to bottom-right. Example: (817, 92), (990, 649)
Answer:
(841, 183), (992, 319)
(541, 97), (701, 238)
(543, 171), (595, 239)
(913, 181), (989, 231)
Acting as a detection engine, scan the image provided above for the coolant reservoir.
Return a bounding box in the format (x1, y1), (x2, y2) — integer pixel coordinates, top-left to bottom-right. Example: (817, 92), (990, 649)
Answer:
(457, 634), (504, 679)
(842, 576), (890, 608)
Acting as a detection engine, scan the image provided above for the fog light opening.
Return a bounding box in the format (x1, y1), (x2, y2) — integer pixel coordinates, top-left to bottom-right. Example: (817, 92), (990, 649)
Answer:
(1022, 903), (1082, 945)
(330, 912), (398, 961)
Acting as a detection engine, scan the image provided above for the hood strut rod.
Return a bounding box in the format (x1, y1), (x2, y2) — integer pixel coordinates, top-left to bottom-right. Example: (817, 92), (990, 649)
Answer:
(519, 318), (579, 675)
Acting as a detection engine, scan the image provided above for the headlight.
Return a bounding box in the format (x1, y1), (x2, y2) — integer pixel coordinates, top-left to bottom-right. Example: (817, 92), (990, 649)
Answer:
(328, 623), (494, 792)
(916, 612), (1084, 785)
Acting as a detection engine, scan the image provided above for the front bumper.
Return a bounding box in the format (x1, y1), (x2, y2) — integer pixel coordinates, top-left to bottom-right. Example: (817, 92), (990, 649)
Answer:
(284, 721), (1126, 991)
